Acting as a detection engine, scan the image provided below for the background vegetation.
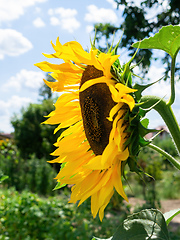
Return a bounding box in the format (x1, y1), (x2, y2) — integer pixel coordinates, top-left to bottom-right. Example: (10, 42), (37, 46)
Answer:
(1, 1), (180, 239)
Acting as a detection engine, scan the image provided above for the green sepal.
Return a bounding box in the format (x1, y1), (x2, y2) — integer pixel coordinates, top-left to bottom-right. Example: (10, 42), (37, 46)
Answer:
(109, 32), (123, 55)
(121, 63), (133, 86)
(90, 30), (97, 50)
(138, 108), (147, 118)
(138, 120), (157, 138)
(133, 78), (163, 101)
(139, 135), (150, 147)
(127, 156), (143, 175)
(128, 131), (140, 156)
(53, 182), (67, 191)
(53, 162), (67, 190)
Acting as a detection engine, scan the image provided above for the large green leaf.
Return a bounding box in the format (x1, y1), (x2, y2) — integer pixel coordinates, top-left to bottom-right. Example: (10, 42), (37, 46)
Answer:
(164, 208), (180, 225)
(132, 25), (180, 58)
(112, 209), (170, 240)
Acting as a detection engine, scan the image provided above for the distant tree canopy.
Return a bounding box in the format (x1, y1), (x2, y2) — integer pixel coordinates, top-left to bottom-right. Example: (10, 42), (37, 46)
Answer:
(39, 74), (55, 100)
(11, 99), (60, 160)
(95, 0), (180, 78)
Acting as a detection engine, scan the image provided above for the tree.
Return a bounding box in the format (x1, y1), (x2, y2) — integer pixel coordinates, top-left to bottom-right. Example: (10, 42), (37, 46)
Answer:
(11, 99), (60, 160)
(95, 0), (180, 77)
(39, 74), (55, 100)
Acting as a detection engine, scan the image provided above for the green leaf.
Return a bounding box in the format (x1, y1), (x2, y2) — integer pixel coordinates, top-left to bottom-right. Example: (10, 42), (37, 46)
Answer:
(164, 208), (180, 226)
(112, 209), (170, 240)
(0, 175), (9, 183)
(132, 25), (180, 58)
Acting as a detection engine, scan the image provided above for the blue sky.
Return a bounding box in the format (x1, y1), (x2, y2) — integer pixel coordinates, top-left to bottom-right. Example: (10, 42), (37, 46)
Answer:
(0, 0), (179, 133)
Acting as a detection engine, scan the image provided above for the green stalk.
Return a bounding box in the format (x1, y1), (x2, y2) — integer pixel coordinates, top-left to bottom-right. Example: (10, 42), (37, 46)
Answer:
(140, 95), (180, 155)
(148, 143), (180, 170)
(167, 56), (176, 106)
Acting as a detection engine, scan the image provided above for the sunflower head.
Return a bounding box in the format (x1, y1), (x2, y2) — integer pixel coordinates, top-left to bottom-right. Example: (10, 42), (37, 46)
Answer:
(35, 38), (152, 221)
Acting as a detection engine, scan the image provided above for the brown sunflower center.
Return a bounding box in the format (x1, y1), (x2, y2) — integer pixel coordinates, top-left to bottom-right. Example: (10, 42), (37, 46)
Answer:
(79, 65), (116, 155)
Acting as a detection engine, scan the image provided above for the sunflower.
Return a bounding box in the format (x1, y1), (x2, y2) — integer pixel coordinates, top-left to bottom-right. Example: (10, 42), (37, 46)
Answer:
(35, 38), (137, 221)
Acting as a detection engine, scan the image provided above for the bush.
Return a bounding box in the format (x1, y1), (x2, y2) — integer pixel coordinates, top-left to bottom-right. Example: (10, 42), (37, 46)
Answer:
(11, 99), (60, 160)
(0, 188), (128, 240)
(0, 141), (57, 195)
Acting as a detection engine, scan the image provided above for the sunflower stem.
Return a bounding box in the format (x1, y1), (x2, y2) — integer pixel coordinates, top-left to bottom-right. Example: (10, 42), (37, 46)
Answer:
(148, 143), (180, 170)
(140, 95), (180, 155)
(167, 56), (176, 106)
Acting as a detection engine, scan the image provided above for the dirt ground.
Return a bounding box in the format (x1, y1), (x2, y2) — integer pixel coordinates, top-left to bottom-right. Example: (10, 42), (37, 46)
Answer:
(127, 197), (180, 232)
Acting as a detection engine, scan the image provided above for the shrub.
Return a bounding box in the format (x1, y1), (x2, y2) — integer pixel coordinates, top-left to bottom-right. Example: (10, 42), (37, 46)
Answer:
(0, 188), (128, 240)
(0, 141), (57, 195)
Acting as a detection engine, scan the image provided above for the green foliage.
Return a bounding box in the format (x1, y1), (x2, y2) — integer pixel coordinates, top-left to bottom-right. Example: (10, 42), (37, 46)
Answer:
(136, 145), (163, 209)
(11, 99), (59, 159)
(158, 170), (180, 199)
(132, 25), (180, 58)
(93, 207), (180, 240)
(153, 136), (178, 159)
(94, 0), (180, 77)
(93, 209), (170, 240)
(0, 141), (57, 195)
(164, 208), (180, 225)
(0, 175), (8, 183)
(0, 188), (128, 240)
(125, 135), (180, 205)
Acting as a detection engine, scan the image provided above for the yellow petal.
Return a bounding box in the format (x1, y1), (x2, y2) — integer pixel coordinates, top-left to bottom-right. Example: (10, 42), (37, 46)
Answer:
(112, 163), (128, 201)
(91, 192), (99, 218)
(107, 103), (123, 121)
(115, 83), (137, 94)
(84, 155), (103, 170)
(120, 94), (135, 111)
(80, 76), (115, 92)
(101, 141), (117, 168)
(99, 191), (114, 221)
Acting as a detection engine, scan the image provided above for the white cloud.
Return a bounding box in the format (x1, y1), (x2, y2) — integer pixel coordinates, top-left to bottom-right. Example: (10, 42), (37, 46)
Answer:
(0, 69), (45, 133)
(48, 7), (80, 33)
(0, 0), (47, 24)
(0, 95), (32, 132)
(86, 25), (94, 33)
(85, 5), (118, 24)
(33, 17), (45, 27)
(106, 0), (117, 9)
(0, 29), (33, 59)
(4, 95), (32, 113)
(61, 17), (80, 33)
(3, 69), (45, 92)
(35, 7), (42, 13)
(48, 7), (77, 18)
(50, 16), (60, 26)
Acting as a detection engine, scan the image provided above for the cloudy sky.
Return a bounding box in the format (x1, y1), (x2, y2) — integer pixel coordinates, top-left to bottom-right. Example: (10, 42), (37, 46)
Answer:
(0, 0), (179, 133)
